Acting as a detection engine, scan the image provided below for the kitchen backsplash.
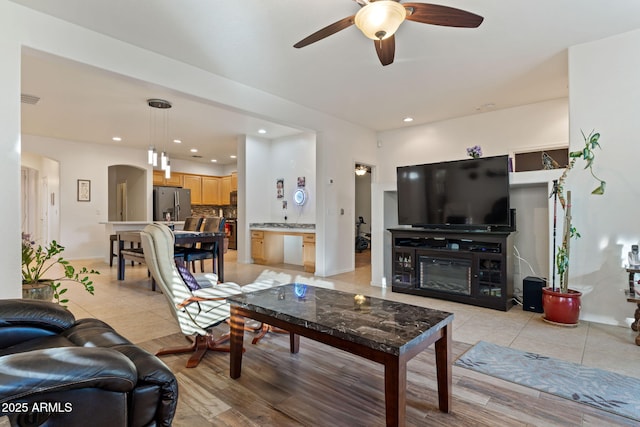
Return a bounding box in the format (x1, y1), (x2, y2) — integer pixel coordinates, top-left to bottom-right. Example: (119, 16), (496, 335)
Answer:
(191, 205), (237, 219)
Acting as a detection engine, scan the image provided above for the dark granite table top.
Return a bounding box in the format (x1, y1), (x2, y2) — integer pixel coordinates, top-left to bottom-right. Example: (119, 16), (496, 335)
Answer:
(228, 283), (454, 356)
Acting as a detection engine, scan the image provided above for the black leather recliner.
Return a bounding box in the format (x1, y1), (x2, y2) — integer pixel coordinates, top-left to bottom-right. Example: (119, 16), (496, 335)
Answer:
(0, 299), (178, 427)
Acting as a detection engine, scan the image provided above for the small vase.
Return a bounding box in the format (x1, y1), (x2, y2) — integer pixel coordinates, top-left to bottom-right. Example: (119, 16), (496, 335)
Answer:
(22, 282), (54, 301)
(542, 287), (582, 326)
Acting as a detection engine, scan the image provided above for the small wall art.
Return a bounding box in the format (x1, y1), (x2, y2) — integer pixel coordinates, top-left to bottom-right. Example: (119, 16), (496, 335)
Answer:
(77, 179), (91, 202)
(276, 178), (284, 199)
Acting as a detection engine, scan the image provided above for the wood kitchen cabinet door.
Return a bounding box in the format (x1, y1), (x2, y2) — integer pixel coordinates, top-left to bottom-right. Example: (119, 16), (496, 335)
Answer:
(303, 234), (316, 273)
(153, 170), (183, 187)
(220, 176), (231, 205)
(182, 174), (202, 204)
(202, 176), (220, 205)
(230, 172), (238, 191)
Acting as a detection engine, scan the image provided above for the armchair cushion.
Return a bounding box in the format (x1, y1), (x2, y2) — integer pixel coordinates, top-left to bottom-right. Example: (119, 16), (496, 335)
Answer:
(175, 258), (201, 291)
(0, 299), (178, 427)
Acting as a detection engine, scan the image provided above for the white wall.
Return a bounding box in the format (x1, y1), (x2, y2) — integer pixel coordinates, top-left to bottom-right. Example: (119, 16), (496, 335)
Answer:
(568, 29), (640, 325)
(267, 133), (316, 224)
(0, 1), (23, 298)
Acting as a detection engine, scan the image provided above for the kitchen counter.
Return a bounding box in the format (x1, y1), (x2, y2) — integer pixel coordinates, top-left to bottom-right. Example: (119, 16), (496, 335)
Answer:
(249, 222), (315, 234)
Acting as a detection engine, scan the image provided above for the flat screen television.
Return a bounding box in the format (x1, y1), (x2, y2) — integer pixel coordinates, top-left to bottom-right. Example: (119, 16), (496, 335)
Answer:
(397, 155), (511, 230)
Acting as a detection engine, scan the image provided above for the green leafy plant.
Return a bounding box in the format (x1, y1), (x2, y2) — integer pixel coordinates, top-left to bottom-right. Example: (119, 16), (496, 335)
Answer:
(22, 236), (99, 305)
(553, 130), (606, 293)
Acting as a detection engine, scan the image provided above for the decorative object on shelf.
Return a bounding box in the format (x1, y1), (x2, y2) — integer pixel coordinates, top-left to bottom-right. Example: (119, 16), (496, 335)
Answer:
(541, 152), (560, 169)
(77, 179), (91, 202)
(544, 130), (606, 325)
(466, 145), (482, 158)
(22, 234), (99, 305)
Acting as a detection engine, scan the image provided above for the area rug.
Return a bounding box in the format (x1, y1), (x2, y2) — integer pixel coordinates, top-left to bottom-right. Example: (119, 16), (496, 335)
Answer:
(454, 340), (640, 422)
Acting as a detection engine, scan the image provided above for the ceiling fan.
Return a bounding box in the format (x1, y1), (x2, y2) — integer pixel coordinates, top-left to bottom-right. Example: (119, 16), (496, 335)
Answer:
(293, 0), (484, 66)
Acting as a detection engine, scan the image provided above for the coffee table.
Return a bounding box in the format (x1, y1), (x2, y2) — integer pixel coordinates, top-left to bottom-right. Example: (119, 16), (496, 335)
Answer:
(228, 283), (454, 426)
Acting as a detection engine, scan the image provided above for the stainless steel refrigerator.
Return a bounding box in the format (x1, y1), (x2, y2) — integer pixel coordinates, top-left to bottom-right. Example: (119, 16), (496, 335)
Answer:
(153, 186), (191, 221)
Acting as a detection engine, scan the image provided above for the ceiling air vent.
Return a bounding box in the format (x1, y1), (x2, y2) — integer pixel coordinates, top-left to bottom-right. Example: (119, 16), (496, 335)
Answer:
(21, 94), (40, 105)
(191, 155), (203, 159)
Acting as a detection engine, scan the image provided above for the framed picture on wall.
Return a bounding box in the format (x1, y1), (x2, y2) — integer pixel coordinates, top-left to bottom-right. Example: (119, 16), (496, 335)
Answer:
(77, 179), (91, 202)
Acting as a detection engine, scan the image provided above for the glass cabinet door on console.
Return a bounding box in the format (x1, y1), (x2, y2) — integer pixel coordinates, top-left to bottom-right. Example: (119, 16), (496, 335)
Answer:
(476, 255), (504, 298)
(392, 248), (415, 288)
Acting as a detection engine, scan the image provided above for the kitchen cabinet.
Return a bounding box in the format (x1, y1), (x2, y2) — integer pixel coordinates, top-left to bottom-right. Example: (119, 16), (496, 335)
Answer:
(250, 229), (315, 274)
(302, 233), (316, 273)
(220, 176), (231, 205)
(153, 171), (182, 187)
(202, 176), (220, 205)
(230, 172), (238, 191)
(156, 171), (237, 206)
(182, 174), (202, 205)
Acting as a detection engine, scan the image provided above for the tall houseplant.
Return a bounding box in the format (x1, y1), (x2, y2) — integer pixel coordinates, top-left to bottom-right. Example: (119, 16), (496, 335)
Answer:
(22, 236), (99, 305)
(543, 130), (606, 325)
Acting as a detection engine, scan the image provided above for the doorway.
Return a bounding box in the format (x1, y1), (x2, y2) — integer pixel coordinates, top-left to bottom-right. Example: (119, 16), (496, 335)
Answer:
(354, 163), (372, 276)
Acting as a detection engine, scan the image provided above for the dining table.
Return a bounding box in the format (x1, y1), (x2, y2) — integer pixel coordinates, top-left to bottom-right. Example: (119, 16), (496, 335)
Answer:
(117, 229), (226, 283)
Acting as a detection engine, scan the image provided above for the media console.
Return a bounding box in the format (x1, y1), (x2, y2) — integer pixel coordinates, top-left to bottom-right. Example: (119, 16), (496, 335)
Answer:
(389, 228), (514, 311)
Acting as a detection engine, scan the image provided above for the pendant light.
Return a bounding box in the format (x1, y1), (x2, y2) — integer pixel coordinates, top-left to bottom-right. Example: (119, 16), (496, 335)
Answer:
(147, 98), (172, 177)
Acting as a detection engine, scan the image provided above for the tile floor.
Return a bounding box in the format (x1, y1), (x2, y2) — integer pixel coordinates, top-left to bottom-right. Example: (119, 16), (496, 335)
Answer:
(64, 249), (640, 381)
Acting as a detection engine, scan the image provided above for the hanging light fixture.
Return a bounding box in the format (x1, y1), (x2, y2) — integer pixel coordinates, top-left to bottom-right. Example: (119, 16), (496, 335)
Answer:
(354, 0), (407, 41)
(147, 98), (172, 177)
(355, 164), (368, 176)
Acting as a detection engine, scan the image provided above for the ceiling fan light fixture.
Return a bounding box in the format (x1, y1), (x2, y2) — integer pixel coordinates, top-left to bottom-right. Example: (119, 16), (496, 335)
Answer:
(355, 0), (406, 40)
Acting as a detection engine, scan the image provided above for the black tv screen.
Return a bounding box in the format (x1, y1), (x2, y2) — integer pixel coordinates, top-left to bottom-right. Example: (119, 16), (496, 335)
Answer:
(397, 155), (511, 229)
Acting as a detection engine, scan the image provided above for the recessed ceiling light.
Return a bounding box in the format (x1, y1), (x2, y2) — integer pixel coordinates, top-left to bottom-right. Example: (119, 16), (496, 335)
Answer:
(173, 139), (182, 144)
(230, 155), (237, 159)
(112, 136), (122, 141)
(210, 159), (217, 163)
(190, 148), (198, 153)
(258, 129), (267, 134)
(402, 117), (413, 123)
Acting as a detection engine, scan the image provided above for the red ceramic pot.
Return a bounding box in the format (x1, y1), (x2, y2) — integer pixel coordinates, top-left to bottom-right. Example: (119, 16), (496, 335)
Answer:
(542, 287), (582, 325)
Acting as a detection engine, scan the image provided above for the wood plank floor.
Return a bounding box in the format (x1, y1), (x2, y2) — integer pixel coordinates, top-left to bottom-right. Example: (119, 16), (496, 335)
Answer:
(137, 329), (638, 427)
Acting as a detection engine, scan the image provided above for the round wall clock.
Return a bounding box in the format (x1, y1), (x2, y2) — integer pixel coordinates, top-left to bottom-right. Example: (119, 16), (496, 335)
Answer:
(293, 188), (307, 206)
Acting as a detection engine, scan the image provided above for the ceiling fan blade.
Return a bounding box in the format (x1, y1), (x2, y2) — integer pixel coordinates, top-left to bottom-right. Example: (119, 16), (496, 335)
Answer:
(374, 36), (395, 66)
(403, 3), (484, 28)
(293, 16), (356, 48)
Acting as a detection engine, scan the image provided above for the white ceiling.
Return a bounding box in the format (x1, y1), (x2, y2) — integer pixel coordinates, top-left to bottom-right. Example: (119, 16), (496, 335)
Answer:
(15, 0), (640, 165)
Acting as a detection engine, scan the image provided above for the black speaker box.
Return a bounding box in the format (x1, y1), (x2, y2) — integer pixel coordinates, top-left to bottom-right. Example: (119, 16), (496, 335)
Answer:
(523, 276), (545, 313)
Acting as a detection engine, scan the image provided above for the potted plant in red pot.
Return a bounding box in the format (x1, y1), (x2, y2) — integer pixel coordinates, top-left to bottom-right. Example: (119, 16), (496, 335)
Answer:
(543, 130), (606, 326)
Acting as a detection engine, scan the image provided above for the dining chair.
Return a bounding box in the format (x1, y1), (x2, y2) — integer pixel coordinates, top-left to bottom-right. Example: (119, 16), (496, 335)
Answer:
(182, 216), (224, 273)
(174, 216), (203, 254)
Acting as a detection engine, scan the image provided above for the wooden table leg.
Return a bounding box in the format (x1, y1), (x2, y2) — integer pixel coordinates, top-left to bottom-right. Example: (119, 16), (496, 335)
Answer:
(384, 355), (406, 427)
(117, 239), (125, 280)
(434, 323), (452, 413)
(290, 332), (300, 354)
(229, 307), (245, 379)
(634, 303), (640, 346)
